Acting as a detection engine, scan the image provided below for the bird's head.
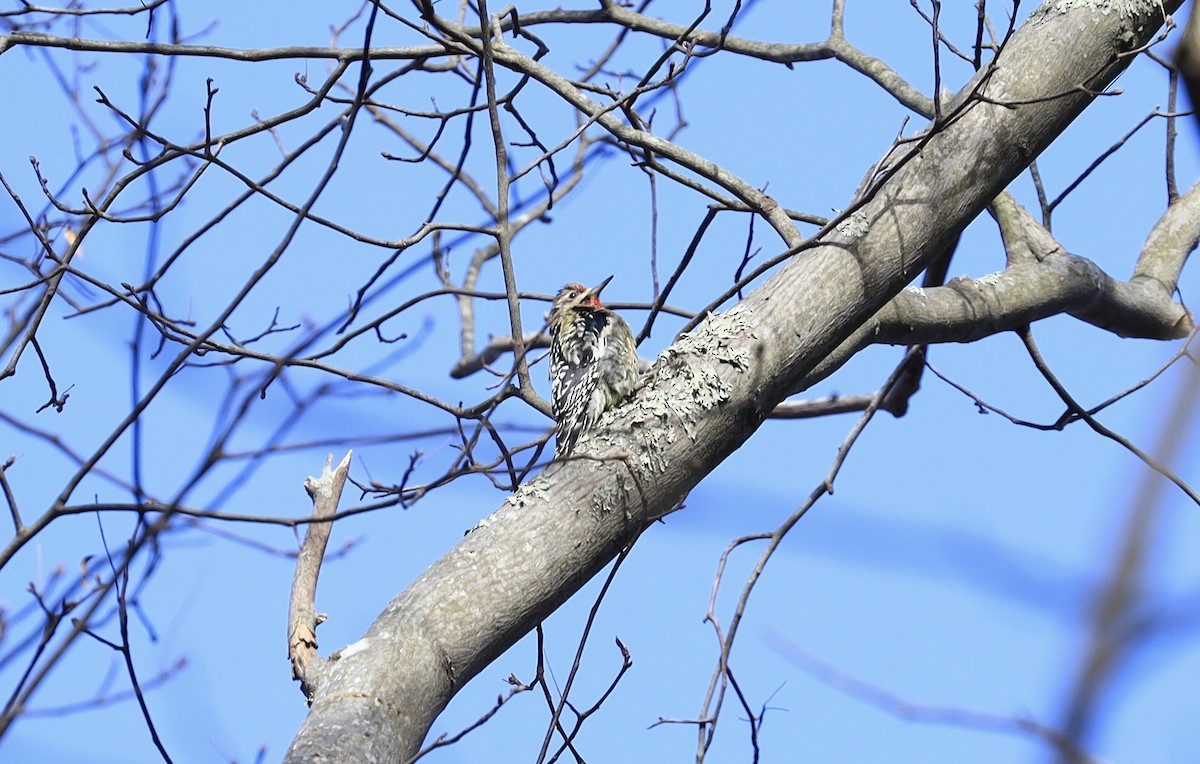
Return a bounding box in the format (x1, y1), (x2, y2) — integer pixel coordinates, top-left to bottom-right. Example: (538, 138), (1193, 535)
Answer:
(550, 275), (613, 318)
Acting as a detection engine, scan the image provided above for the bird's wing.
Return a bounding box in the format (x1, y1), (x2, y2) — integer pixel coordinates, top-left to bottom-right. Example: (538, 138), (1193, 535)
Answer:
(552, 361), (599, 456)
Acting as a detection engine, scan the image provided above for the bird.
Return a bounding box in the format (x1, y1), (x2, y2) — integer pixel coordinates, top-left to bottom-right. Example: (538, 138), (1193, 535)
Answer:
(547, 276), (639, 457)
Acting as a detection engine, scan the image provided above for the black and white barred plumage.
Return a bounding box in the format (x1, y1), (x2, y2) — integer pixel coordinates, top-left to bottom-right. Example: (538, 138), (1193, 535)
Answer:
(548, 277), (639, 457)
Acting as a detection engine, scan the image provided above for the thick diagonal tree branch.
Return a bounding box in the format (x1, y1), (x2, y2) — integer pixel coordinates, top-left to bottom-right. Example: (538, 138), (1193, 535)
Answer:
(283, 3), (1184, 760)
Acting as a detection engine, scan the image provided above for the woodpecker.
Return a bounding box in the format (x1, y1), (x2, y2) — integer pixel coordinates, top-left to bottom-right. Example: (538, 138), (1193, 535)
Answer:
(548, 276), (639, 457)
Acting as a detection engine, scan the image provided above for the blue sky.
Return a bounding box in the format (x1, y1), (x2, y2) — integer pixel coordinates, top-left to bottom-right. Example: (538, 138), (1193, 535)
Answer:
(1, 1), (1198, 762)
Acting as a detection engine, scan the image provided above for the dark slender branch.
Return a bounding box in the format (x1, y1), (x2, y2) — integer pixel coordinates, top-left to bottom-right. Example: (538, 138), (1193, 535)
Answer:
(1018, 327), (1199, 506)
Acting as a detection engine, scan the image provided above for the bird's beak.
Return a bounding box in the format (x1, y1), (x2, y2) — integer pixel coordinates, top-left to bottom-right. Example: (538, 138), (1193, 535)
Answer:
(587, 275), (614, 299)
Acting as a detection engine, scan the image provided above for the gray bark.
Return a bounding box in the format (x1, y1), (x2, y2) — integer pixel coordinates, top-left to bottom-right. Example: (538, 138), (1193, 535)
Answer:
(283, 2), (1187, 760)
